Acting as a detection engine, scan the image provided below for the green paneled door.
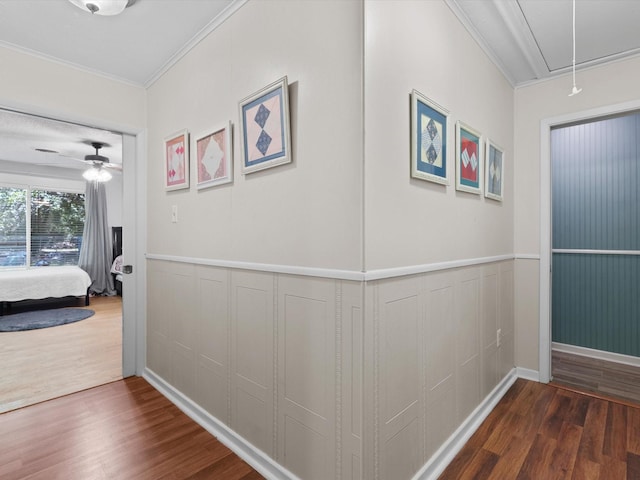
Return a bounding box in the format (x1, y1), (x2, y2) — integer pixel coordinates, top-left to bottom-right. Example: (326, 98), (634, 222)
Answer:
(551, 113), (640, 356)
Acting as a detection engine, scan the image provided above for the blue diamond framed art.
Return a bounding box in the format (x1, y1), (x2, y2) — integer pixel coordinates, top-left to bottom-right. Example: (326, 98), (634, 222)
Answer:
(239, 76), (291, 174)
(484, 138), (504, 201)
(411, 89), (449, 185)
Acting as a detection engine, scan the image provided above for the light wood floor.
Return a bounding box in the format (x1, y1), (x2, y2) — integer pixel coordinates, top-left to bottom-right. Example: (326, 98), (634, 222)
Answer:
(439, 378), (640, 479)
(0, 296), (122, 413)
(0, 376), (264, 480)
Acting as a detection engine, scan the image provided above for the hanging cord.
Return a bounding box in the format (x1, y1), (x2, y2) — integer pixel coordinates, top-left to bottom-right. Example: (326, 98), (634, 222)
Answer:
(569, 0), (582, 96)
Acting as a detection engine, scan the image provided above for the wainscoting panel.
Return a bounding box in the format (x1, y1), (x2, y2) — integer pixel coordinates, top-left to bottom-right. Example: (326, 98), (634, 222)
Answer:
(455, 268), (481, 423)
(169, 264), (198, 401)
(423, 271), (457, 459)
(147, 263), (172, 381)
(147, 260), (197, 390)
(230, 270), (275, 457)
(146, 258), (513, 480)
(481, 265), (499, 399)
(499, 263), (515, 379)
(341, 281), (363, 480)
(370, 261), (514, 479)
(196, 266), (230, 424)
(377, 277), (423, 480)
(277, 275), (336, 480)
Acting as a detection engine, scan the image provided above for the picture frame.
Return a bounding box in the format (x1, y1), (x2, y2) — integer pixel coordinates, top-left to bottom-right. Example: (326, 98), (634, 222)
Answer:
(484, 139), (504, 201)
(455, 121), (482, 194)
(195, 122), (233, 190)
(164, 129), (189, 191)
(410, 89), (449, 185)
(239, 76), (291, 174)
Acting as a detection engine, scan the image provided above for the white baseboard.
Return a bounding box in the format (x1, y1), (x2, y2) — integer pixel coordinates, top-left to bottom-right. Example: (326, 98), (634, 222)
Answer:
(516, 367), (540, 382)
(411, 368), (518, 480)
(143, 368), (300, 480)
(552, 342), (640, 368)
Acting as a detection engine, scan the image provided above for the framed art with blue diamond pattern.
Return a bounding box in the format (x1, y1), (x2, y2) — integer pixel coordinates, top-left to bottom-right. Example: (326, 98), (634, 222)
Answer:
(239, 76), (291, 174)
(411, 89), (449, 185)
(484, 138), (504, 201)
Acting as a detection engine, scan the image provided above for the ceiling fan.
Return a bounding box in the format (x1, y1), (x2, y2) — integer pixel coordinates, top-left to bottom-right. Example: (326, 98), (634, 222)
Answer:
(72, 142), (122, 182)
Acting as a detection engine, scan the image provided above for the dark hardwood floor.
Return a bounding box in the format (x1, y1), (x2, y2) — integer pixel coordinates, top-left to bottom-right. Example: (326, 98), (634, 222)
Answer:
(439, 378), (640, 479)
(0, 377), (264, 480)
(5, 375), (639, 479)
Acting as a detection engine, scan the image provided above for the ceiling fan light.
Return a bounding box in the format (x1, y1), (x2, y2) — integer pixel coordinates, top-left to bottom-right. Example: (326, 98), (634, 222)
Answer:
(68, 0), (130, 16)
(83, 166), (112, 182)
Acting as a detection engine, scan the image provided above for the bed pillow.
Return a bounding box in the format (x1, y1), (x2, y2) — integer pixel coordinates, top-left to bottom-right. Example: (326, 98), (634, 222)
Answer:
(111, 255), (123, 274)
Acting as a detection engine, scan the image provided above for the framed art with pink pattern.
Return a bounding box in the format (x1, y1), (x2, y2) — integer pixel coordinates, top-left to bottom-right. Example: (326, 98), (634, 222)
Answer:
(239, 76), (291, 174)
(195, 122), (233, 190)
(164, 129), (189, 191)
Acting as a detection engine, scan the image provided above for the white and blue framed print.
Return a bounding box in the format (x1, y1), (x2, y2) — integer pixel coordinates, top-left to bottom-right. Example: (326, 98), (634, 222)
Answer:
(485, 139), (504, 201)
(411, 89), (449, 185)
(239, 76), (291, 174)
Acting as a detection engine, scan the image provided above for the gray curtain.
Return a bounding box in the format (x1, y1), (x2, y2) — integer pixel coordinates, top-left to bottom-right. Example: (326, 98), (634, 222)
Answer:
(78, 181), (115, 296)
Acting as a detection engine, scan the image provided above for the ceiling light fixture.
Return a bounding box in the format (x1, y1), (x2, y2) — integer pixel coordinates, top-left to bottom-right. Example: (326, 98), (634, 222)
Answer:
(68, 0), (135, 16)
(82, 143), (115, 182)
(568, 0), (582, 97)
(83, 164), (112, 182)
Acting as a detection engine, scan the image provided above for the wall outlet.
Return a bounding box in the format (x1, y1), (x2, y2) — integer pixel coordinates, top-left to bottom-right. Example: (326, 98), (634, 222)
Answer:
(496, 328), (502, 347)
(171, 205), (178, 223)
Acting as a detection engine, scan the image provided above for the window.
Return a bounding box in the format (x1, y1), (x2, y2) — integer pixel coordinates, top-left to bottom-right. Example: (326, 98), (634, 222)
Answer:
(0, 187), (27, 267)
(0, 186), (85, 267)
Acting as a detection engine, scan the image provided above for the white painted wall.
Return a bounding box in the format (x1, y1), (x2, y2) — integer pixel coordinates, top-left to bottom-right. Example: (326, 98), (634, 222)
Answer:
(0, 46), (145, 130)
(361, 2), (516, 478)
(145, 0), (364, 271)
(364, 0), (514, 270)
(514, 55), (640, 370)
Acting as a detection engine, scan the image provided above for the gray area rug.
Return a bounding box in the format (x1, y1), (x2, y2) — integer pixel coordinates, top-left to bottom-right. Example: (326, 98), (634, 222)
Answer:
(0, 308), (95, 332)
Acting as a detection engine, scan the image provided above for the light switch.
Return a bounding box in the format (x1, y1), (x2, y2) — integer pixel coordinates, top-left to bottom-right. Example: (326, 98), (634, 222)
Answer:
(171, 205), (178, 223)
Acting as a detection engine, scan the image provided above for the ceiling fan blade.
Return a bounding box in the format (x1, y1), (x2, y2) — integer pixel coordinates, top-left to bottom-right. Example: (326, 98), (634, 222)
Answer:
(58, 153), (92, 164)
(102, 163), (122, 171)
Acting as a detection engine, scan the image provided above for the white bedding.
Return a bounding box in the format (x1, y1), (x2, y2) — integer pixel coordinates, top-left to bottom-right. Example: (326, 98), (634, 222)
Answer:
(0, 266), (92, 302)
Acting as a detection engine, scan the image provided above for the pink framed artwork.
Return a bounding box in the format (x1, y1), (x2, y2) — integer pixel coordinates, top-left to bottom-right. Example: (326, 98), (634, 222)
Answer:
(195, 122), (233, 190)
(164, 129), (189, 191)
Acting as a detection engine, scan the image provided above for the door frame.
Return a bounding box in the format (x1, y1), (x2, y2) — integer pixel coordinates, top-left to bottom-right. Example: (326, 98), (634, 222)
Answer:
(0, 100), (147, 377)
(539, 98), (640, 383)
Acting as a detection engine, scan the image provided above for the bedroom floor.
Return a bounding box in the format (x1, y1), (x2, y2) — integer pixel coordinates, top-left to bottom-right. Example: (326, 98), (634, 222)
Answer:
(0, 296), (122, 414)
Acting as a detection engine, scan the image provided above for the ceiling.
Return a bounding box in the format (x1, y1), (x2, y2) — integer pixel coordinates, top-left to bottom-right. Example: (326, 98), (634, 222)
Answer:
(0, 0), (240, 87)
(0, 0), (638, 175)
(447, 0), (640, 86)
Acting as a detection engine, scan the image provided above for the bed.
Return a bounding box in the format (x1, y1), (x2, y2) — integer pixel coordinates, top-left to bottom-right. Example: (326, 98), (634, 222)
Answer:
(0, 265), (92, 315)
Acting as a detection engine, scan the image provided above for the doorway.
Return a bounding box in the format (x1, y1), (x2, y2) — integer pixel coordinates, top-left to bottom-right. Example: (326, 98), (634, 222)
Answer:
(0, 108), (142, 410)
(540, 100), (640, 394)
